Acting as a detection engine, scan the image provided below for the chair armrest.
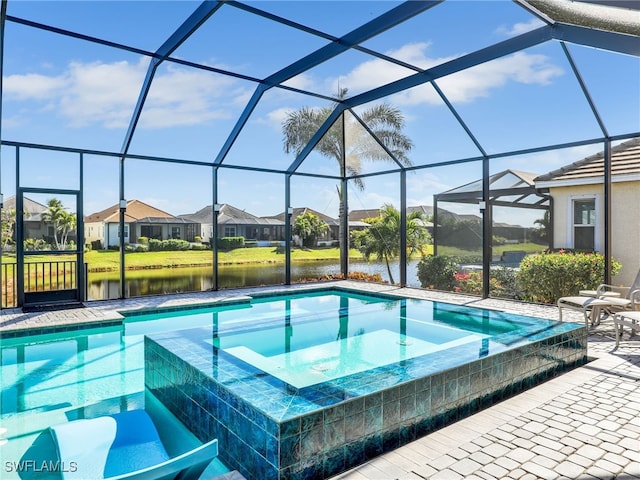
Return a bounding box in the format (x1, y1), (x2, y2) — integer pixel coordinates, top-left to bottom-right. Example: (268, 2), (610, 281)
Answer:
(631, 289), (640, 310)
(596, 284), (629, 297)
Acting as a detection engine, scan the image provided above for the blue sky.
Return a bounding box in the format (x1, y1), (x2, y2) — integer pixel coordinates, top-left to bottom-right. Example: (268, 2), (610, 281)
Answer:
(1, 1), (638, 227)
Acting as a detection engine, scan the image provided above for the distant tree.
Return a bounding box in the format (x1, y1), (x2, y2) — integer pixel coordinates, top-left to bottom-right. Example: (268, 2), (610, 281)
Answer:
(352, 204), (430, 284)
(282, 88), (413, 253)
(1, 209), (16, 249)
(2, 208), (32, 249)
(42, 198), (76, 249)
(293, 211), (328, 247)
(533, 210), (551, 241)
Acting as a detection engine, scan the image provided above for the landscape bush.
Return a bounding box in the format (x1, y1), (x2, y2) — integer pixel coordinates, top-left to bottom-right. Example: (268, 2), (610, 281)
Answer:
(417, 255), (459, 291)
(218, 236), (245, 250)
(147, 238), (190, 251)
(516, 251), (621, 304)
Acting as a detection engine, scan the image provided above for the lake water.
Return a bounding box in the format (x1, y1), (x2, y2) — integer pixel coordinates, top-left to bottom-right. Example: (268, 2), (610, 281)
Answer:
(87, 259), (423, 300)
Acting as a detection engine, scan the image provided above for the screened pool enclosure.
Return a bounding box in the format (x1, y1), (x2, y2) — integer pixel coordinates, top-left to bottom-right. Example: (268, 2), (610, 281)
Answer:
(0, 0), (638, 308)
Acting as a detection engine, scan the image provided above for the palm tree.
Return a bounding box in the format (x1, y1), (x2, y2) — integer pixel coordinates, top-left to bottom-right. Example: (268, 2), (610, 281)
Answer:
(59, 210), (77, 249)
(282, 88), (413, 254)
(353, 204), (430, 284)
(42, 198), (76, 249)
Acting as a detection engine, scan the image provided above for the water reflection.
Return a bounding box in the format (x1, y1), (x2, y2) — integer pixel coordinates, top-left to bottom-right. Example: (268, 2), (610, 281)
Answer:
(87, 260), (422, 300)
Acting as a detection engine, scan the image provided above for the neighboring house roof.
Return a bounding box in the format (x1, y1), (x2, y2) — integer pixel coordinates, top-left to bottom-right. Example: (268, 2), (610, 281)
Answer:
(3, 195), (48, 221)
(349, 206), (435, 227)
(180, 204), (285, 226)
(85, 199), (174, 223)
(348, 209), (381, 222)
(135, 216), (195, 225)
(179, 205), (215, 223)
(271, 207), (339, 226)
(535, 137), (640, 187)
(349, 206), (437, 222)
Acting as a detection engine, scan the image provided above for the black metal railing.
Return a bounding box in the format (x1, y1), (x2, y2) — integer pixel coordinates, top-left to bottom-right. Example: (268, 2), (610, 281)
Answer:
(24, 260), (77, 292)
(1, 261), (86, 308)
(1, 263), (16, 308)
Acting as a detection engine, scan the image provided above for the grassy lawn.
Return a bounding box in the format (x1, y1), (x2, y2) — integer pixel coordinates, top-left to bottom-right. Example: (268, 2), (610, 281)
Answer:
(4, 247), (365, 271)
(1, 243), (545, 271)
(438, 243), (546, 258)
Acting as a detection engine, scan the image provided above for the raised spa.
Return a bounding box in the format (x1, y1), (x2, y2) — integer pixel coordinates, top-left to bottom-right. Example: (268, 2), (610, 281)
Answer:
(144, 287), (586, 480)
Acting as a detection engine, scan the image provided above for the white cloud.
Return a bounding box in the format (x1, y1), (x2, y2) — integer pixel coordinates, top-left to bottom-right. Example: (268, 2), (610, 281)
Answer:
(325, 43), (563, 107)
(4, 72), (68, 100)
(4, 58), (248, 129)
(495, 18), (546, 36)
(256, 107), (291, 132)
(282, 73), (315, 91)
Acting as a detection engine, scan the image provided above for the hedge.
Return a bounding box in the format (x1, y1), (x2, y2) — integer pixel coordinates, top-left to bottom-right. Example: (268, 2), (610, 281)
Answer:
(516, 251), (621, 304)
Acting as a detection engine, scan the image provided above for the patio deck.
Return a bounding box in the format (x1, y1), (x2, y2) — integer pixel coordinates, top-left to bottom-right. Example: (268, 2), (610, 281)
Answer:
(1, 281), (638, 479)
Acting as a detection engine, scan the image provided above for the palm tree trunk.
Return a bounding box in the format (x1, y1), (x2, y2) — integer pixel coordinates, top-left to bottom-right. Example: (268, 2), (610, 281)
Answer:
(385, 255), (395, 285)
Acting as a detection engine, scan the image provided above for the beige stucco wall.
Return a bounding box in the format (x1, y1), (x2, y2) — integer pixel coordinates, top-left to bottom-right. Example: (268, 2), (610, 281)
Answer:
(84, 221), (104, 245)
(550, 180), (640, 286)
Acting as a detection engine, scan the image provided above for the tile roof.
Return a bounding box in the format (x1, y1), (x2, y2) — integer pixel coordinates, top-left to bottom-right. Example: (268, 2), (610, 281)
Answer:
(85, 199), (174, 223)
(535, 137), (640, 186)
(3, 195), (48, 221)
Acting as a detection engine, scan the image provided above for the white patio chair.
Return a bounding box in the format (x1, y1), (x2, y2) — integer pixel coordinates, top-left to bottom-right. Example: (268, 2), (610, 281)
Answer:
(613, 310), (640, 347)
(557, 269), (640, 327)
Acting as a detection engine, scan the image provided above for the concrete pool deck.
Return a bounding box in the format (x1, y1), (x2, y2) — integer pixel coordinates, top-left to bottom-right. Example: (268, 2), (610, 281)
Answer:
(1, 281), (638, 479)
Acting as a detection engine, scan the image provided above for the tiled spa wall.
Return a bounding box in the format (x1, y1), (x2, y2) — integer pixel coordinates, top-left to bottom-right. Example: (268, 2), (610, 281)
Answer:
(144, 327), (587, 480)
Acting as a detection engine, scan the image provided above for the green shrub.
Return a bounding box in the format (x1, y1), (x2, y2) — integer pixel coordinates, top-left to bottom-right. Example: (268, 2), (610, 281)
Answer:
(163, 239), (190, 251)
(490, 266), (523, 300)
(516, 251), (621, 304)
(218, 236), (245, 250)
(417, 255), (459, 291)
(138, 236), (149, 245)
(454, 271), (503, 296)
(148, 239), (163, 251)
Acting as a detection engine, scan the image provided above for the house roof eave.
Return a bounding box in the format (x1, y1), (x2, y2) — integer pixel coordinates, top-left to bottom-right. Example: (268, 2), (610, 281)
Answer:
(536, 172), (640, 189)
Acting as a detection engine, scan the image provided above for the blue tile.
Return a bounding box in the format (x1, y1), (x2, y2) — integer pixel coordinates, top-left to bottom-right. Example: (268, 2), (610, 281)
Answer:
(300, 426), (323, 458)
(323, 446), (345, 478)
(345, 412), (365, 442)
(324, 418), (345, 449)
(280, 434), (300, 468)
(364, 405), (383, 435)
(280, 418), (300, 438)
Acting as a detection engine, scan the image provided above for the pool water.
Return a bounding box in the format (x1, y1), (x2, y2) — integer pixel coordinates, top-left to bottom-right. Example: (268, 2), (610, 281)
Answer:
(0, 288), (585, 480)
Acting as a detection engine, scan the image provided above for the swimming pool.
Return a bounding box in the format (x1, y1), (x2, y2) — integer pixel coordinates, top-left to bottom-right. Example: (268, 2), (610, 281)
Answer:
(142, 287), (587, 480)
